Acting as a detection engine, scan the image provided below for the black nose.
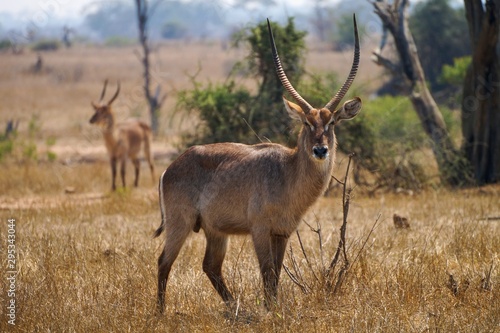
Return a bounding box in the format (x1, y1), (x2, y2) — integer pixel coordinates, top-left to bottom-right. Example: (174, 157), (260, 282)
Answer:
(312, 146), (328, 159)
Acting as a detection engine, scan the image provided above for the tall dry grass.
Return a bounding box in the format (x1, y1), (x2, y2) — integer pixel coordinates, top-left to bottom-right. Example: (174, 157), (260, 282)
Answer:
(0, 162), (498, 331)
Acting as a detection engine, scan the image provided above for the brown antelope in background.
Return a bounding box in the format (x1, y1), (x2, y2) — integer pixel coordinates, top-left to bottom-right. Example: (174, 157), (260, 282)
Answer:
(155, 16), (361, 312)
(89, 80), (155, 191)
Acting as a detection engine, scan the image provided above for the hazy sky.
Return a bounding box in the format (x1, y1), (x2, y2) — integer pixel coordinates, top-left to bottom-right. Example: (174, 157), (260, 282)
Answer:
(0, 0), (325, 17)
(0, 0), (95, 18)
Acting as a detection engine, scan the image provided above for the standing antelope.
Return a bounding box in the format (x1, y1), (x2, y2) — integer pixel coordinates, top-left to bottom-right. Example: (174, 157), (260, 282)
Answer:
(155, 16), (362, 312)
(89, 80), (155, 191)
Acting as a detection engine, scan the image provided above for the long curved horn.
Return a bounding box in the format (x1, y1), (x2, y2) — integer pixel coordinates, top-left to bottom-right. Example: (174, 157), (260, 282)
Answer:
(99, 79), (108, 102)
(267, 19), (313, 114)
(324, 14), (360, 112)
(107, 81), (121, 106)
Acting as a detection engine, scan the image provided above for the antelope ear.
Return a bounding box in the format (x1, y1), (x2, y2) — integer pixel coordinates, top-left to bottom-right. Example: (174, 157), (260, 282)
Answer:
(283, 97), (305, 122)
(333, 97), (362, 124)
(91, 101), (98, 110)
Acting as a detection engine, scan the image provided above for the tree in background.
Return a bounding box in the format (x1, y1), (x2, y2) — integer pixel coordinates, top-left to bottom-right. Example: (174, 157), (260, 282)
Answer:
(178, 18), (306, 145)
(462, 0), (500, 184)
(409, 0), (470, 93)
(331, 14), (366, 51)
(84, 1), (223, 40)
(161, 21), (188, 40)
(308, 0), (371, 50)
(232, 18), (307, 142)
(85, 4), (137, 38)
(311, 0), (331, 42)
(235, 18), (306, 105)
(371, 0), (467, 186)
(135, 0), (167, 135)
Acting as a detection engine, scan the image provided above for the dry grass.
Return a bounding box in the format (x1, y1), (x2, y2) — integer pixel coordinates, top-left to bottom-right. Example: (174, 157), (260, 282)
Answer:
(0, 166), (498, 332)
(0, 43), (498, 332)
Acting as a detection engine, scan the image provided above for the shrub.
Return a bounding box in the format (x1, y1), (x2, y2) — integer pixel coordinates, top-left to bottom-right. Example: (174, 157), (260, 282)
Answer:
(104, 36), (135, 47)
(301, 72), (433, 191)
(338, 95), (440, 191)
(301, 70), (460, 190)
(330, 14), (366, 51)
(233, 17), (307, 144)
(0, 115), (58, 163)
(0, 39), (13, 51)
(0, 120), (17, 161)
(0, 139), (14, 161)
(32, 39), (60, 51)
(177, 80), (252, 144)
(178, 18), (307, 147)
(161, 21), (188, 40)
(440, 56), (471, 86)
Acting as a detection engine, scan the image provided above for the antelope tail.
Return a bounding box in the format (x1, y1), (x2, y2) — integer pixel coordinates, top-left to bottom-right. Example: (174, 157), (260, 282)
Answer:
(154, 169), (168, 238)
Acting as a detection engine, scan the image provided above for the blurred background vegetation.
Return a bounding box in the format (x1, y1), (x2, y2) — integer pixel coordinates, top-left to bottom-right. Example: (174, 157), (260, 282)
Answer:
(1, 0), (498, 190)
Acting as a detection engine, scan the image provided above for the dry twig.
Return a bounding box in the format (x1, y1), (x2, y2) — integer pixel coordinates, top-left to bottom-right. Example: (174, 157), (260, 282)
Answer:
(326, 153), (355, 292)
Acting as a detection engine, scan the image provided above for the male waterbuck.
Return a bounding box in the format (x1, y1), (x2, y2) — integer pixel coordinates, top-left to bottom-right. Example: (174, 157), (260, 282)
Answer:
(155, 16), (361, 312)
(89, 80), (155, 191)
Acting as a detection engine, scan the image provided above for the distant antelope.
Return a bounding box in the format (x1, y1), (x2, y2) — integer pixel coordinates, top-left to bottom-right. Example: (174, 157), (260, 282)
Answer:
(155, 16), (362, 312)
(89, 80), (155, 191)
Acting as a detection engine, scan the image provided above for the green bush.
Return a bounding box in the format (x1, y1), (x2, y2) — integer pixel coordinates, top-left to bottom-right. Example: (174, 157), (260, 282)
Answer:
(0, 115), (59, 164)
(161, 21), (188, 40)
(177, 80), (252, 144)
(32, 39), (60, 51)
(46, 137), (57, 162)
(336, 95), (457, 190)
(330, 14), (366, 51)
(104, 36), (135, 47)
(0, 39), (13, 51)
(0, 139), (14, 161)
(440, 56), (471, 86)
(300, 71), (459, 190)
(409, 0), (470, 92)
(178, 18), (307, 147)
(0, 119), (17, 161)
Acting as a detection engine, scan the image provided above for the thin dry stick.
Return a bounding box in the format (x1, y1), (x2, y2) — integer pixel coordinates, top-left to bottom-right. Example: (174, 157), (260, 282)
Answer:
(305, 213), (325, 268)
(283, 265), (309, 294)
(316, 219), (325, 268)
(295, 230), (320, 283)
(288, 245), (304, 284)
(333, 190), (351, 294)
(327, 153), (354, 277)
(481, 261), (495, 291)
(284, 246), (310, 293)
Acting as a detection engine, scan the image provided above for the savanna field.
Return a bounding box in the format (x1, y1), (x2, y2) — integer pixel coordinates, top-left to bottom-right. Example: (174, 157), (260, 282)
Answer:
(1, 42), (499, 332)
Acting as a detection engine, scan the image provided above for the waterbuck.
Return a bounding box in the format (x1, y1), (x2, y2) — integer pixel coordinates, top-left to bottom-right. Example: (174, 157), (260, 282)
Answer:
(89, 80), (155, 191)
(155, 16), (361, 312)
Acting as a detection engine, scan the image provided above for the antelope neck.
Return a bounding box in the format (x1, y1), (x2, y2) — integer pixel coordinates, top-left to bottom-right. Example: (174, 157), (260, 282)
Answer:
(290, 136), (334, 206)
(101, 119), (119, 152)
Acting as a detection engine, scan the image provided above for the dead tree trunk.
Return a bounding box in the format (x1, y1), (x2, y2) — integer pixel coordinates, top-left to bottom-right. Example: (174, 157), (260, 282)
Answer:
(371, 0), (467, 186)
(462, 0), (500, 184)
(135, 0), (166, 135)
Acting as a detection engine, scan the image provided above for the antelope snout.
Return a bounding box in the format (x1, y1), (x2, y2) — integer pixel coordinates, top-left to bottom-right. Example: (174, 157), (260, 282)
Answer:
(312, 145), (329, 160)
